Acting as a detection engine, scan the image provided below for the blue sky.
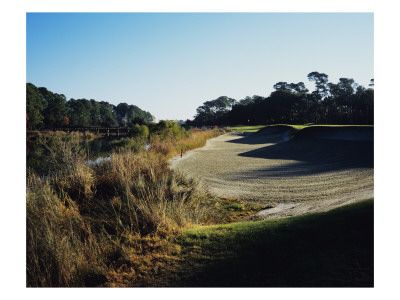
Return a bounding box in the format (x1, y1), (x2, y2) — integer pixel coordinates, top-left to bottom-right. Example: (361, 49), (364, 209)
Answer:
(26, 13), (374, 120)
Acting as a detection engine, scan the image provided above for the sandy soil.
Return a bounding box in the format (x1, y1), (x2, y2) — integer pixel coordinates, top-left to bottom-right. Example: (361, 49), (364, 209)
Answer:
(170, 130), (374, 220)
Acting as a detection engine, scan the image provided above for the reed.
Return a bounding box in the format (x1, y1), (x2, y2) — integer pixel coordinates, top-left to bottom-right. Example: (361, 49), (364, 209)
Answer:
(26, 172), (107, 287)
(26, 129), (224, 286)
(150, 129), (224, 159)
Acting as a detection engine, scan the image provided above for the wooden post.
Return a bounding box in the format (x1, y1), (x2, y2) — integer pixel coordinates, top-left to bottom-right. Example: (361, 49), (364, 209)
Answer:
(181, 149), (183, 158)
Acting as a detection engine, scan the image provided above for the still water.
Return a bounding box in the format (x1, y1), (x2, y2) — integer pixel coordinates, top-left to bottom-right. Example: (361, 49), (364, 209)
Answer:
(83, 138), (150, 166)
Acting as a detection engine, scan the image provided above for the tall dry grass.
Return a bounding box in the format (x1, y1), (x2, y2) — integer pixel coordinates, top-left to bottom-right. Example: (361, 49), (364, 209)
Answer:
(93, 151), (218, 235)
(26, 172), (107, 287)
(26, 129), (224, 286)
(150, 129), (223, 159)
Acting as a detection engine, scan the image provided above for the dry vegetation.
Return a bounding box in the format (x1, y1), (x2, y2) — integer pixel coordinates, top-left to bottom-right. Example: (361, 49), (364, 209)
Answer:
(150, 129), (222, 159)
(26, 126), (373, 287)
(26, 129), (225, 287)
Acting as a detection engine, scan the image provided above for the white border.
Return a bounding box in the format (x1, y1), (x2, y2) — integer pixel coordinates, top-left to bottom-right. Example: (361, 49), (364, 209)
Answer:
(1, 1), (399, 299)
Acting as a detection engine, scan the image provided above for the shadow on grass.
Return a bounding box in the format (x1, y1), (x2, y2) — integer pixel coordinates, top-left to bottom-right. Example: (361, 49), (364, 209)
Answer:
(174, 199), (374, 287)
(227, 126), (291, 145)
(226, 133), (287, 145)
(233, 139), (374, 178)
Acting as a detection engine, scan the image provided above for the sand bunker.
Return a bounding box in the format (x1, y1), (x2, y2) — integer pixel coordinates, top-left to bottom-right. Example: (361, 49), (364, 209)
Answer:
(171, 127), (373, 220)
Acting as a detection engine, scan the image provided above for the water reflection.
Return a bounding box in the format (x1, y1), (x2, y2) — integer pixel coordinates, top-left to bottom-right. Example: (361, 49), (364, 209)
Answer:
(83, 138), (151, 164)
(87, 156), (111, 166)
(81, 138), (112, 159)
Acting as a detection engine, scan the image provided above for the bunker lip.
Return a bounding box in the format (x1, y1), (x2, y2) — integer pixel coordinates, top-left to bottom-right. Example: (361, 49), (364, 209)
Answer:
(171, 126), (374, 221)
(293, 126), (373, 142)
(254, 125), (292, 135)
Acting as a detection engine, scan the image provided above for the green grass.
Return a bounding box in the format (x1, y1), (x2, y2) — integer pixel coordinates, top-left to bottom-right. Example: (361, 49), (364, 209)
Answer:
(226, 124), (374, 133)
(309, 124), (374, 127)
(172, 198), (374, 287)
(220, 203), (244, 211)
(225, 125), (267, 132)
(268, 124), (309, 130)
(214, 198), (273, 223)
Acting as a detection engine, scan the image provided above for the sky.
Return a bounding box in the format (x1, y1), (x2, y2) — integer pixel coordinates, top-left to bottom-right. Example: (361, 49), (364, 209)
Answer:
(26, 12), (374, 121)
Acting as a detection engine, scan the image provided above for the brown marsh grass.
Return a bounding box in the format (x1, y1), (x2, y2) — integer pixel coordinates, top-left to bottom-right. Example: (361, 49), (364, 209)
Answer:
(26, 129), (224, 286)
(150, 129), (223, 159)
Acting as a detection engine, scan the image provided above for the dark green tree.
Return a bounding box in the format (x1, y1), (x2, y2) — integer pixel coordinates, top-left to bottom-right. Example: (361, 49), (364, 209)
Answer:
(26, 84), (153, 129)
(67, 99), (92, 127)
(116, 103), (130, 126)
(98, 101), (118, 127)
(90, 99), (101, 126)
(289, 82), (309, 95)
(273, 82), (291, 91)
(307, 71), (329, 100)
(26, 83), (46, 129)
(39, 87), (69, 128)
(193, 96), (236, 125)
(128, 105), (154, 125)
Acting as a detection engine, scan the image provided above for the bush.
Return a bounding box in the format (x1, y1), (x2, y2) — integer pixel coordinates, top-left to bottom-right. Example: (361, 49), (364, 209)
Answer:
(222, 203), (244, 211)
(128, 124), (149, 139)
(149, 120), (189, 141)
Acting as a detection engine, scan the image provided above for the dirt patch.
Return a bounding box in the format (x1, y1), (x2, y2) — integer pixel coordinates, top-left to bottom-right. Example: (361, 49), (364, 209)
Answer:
(170, 130), (373, 220)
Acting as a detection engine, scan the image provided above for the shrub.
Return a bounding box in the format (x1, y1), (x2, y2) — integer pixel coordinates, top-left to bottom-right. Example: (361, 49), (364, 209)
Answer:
(128, 124), (149, 139)
(149, 120), (189, 141)
(222, 203), (244, 211)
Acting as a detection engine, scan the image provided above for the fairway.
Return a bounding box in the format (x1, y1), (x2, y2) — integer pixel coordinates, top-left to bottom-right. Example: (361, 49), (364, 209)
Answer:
(171, 126), (373, 219)
(225, 125), (267, 132)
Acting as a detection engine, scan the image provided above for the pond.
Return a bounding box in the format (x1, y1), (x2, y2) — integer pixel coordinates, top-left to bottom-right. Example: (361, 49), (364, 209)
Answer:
(81, 138), (113, 160)
(27, 136), (151, 173)
(82, 138), (151, 165)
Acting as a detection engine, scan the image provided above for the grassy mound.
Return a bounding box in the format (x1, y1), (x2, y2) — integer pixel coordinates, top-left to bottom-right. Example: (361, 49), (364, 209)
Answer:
(253, 124), (293, 135)
(225, 125), (267, 132)
(172, 198), (373, 287)
(293, 125), (373, 142)
(226, 124), (374, 140)
(230, 124), (374, 142)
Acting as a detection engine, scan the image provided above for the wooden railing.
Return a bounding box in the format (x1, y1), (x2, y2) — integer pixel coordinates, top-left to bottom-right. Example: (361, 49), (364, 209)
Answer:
(38, 127), (131, 137)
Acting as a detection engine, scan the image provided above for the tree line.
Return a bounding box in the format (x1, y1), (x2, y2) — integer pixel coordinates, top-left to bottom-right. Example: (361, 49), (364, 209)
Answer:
(26, 83), (154, 130)
(186, 72), (374, 127)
